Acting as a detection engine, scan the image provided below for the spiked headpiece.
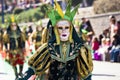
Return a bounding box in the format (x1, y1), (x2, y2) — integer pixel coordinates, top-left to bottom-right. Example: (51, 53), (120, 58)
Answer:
(7, 15), (18, 25)
(47, 0), (80, 26)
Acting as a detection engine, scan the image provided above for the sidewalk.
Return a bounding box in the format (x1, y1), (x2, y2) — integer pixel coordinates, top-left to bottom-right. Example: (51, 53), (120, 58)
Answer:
(0, 55), (29, 80)
(92, 61), (120, 80)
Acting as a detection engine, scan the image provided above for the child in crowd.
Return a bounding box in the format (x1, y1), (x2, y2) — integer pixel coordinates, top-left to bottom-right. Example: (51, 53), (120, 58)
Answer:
(92, 36), (99, 53)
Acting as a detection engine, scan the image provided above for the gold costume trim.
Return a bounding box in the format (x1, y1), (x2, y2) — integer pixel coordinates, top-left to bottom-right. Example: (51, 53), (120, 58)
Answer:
(28, 43), (48, 65)
(69, 25), (73, 43)
(77, 46), (93, 79)
(2, 32), (10, 43)
(28, 43), (50, 75)
(41, 27), (48, 44)
(36, 62), (50, 75)
(54, 26), (60, 45)
(32, 49), (49, 67)
(36, 54), (50, 71)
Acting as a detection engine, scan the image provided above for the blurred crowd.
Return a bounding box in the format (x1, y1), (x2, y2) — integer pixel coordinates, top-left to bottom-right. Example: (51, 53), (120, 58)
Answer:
(0, 0), (94, 14)
(74, 15), (120, 63)
(0, 0), (48, 14)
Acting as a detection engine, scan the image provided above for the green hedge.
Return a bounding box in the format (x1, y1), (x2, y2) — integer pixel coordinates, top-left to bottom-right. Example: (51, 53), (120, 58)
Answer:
(17, 4), (50, 23)
(0, 4), (51, 24)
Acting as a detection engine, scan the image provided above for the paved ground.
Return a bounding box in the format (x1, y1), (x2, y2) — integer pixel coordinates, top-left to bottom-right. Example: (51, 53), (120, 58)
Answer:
(92, 61), (120, 80)
(0, 54), (120, 80)
(0, 55), (28, 80)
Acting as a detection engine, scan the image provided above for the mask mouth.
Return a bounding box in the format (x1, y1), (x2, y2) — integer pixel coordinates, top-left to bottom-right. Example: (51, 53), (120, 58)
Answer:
(62, 34), (67, 37)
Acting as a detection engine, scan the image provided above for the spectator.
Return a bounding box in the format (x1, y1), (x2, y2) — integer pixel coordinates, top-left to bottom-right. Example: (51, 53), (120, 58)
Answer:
(110, 34), (120, 62)
(99, 29), (110, 45)
(94, 38), (106, 61)
(7, 3), (13, 14)
(116, 20), (120, 37)
(91, 36), (99, 53)
(80, 17), (95, 45)
(108, 15), (117, 43)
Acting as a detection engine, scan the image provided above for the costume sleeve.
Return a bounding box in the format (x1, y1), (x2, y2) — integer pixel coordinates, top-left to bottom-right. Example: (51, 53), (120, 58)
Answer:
(28, 43), (51, 75)
(2, 31), (9, 44)
(77, 45), (93, 79)
(2, 32), (9, 50)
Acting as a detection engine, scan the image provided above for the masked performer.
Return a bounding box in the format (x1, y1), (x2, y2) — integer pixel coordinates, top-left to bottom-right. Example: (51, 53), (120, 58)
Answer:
(19, 1), (93, 80)
(3, 15), (26, 79)
(32, 21), (43, 50)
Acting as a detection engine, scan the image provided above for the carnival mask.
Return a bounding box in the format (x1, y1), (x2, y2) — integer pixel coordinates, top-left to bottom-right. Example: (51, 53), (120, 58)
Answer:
(37, 26), (42, 31)
(11, 23), (17, 31)
(56, 20), (70, 41)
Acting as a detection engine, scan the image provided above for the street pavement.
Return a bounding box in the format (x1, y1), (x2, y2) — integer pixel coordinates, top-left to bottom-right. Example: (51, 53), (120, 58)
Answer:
(0, 55), (120, 80)
(92, 60), (120, 80)
(0, 55), (29, 80)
